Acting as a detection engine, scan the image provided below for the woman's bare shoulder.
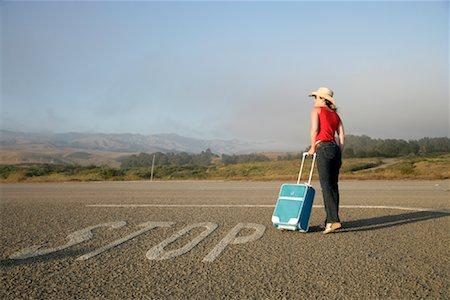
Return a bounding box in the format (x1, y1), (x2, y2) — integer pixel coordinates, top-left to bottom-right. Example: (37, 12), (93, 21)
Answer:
(311, 107), (321, 114)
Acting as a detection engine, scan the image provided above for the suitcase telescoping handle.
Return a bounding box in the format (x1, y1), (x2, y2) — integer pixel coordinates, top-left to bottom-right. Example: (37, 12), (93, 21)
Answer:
(297, 152), (317, 186)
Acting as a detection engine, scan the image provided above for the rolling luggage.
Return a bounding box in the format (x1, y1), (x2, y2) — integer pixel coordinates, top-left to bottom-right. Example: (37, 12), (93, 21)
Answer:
(272, 152), (316, 232)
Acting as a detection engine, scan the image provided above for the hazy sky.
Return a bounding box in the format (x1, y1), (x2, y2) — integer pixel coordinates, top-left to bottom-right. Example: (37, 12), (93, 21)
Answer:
(1, 0), (449, 150)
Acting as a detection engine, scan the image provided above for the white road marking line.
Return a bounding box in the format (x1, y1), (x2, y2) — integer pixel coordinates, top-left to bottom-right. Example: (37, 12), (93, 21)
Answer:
(86, 204), (450, 213)
(339, 205), (449, 213)
(87, 204), (275, 208)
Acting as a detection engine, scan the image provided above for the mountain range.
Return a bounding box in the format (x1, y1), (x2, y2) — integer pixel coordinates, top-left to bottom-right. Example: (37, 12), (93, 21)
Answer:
(0, 130), (266, 166)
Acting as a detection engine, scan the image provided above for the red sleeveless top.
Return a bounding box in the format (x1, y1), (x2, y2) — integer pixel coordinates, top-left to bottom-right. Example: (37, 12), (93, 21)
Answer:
(315, 106), (341, 143)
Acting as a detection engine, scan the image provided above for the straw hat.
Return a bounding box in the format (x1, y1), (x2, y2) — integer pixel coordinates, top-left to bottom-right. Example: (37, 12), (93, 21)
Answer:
(308, 87), (335, 103)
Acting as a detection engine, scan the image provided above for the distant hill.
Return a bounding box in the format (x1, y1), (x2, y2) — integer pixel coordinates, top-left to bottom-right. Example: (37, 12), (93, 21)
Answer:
(0, 130), (261, 166)
(3, 131), (446, 167)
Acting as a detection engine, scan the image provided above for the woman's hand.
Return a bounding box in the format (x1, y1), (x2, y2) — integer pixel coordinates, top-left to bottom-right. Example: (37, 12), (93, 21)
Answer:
(307, 147), (315, 156)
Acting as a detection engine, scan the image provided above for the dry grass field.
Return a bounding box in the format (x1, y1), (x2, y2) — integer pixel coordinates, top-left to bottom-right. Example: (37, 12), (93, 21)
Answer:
(0, 153), (448, 182)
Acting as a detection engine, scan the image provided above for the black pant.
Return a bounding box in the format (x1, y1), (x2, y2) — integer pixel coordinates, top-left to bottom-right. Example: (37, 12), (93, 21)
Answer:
(316, 142), (342, 223)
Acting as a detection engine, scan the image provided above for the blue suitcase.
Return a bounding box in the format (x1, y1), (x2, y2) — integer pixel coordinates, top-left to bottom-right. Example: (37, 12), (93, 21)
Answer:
(272, 153), (316, 232)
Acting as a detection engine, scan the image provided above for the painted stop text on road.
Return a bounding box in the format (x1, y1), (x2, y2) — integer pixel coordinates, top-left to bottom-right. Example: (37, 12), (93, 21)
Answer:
(9, 221), (266, 263)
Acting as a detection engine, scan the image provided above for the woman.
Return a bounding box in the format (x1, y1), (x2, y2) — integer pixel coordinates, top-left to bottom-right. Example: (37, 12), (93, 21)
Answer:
(306, 87), (345, 234)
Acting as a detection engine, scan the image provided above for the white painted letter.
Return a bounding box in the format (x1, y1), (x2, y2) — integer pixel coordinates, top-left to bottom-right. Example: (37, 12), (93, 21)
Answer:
(202, 223), (265, 262)
(146, 222), (217, 260)
(9, 221), (126, 260)
(77, 222), (175, 261)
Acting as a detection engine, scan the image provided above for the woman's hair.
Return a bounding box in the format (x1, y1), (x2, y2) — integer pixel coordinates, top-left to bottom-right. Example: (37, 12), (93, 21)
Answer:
(325, 99), (337, 112)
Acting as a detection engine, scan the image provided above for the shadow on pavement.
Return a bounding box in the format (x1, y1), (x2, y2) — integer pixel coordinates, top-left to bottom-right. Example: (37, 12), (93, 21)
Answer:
(339, 210), (450, 233)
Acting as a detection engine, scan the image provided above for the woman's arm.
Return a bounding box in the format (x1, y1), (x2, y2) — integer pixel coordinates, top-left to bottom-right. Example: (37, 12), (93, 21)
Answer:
(307, 108), (320, 155)
(337, 120), (345, 153)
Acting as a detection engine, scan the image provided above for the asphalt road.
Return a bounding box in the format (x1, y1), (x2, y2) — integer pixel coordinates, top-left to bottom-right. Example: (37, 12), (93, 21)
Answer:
(1, 180), (449, 299)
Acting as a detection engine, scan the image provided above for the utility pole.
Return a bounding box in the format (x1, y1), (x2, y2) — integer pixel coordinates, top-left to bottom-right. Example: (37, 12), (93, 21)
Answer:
(150, 154), (155, 181)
